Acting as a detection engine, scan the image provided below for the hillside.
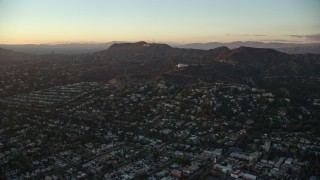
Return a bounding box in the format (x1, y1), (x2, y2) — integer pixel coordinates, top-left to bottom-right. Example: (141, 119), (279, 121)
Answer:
(0, 42), (319, 88)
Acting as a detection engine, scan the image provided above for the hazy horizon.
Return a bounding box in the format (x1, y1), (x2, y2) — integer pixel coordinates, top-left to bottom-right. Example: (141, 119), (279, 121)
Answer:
(1, 40), (320, 46)
(1, 0), (320, 44)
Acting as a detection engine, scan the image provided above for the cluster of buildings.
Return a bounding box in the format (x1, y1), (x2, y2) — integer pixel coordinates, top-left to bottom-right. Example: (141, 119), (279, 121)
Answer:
(0, 81), (319, 179)
(0, 82), (104, 111)
(0, 58), (78, 98)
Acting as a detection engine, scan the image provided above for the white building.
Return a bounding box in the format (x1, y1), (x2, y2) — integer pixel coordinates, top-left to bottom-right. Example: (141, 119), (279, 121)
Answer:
(176, 64), (189, 68)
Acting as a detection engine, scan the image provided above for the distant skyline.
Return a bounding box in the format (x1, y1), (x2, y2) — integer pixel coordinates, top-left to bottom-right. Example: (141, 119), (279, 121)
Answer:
(0, 0), (319, 44)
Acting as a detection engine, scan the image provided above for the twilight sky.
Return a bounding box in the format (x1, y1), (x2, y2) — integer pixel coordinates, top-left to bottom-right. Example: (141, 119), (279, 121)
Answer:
(0, 0), (319, 44)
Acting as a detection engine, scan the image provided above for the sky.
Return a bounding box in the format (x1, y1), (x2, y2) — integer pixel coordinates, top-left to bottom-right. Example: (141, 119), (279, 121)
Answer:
(0, 0), (319, 44)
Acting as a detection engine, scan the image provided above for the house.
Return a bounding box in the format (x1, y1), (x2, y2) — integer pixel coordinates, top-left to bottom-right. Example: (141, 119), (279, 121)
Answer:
(242, 173), (257, 180)
(214, 164), (233, 173)
(176, 64), (189, 68)
(313, 99), (320, 106)
(231, 170), (242, 178)
(274, 157), (286, 169)
(171, 169), (182, 179)
(285, 158), (293, 164)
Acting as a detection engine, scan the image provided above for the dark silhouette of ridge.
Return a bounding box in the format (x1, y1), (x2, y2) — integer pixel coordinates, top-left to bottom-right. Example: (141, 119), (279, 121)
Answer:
(1, 42), (319, 85)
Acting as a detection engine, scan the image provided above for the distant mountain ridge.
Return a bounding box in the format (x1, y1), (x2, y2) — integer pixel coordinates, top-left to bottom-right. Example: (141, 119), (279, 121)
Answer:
(1, 42), (319, 101)
(215, 46), (320, 77)
(178, 41), (320, 54)
(1, 41), (319, 54)
(78, 42), (320, 82)
(0, 41), (126, 55)
(1, 42), (320, 84)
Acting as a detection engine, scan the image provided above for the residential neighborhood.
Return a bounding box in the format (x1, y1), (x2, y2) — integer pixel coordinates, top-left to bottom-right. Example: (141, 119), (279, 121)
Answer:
(1, 80), (319, 179)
